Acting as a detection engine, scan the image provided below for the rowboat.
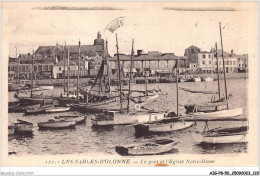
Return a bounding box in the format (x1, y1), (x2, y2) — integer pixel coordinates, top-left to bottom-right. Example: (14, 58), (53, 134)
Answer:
(38, 119), (76, 130)
(185, 101), (227, 113)
(8, 126), (15, 135)
(45, 107), (71, 113)
(193, 108), (243, 120)
(192, 77), (201, 82)
(54, 115), (86, 124)
(202, 76), (214, 82)
(134, 121), (194, 135)
(14, 119), (33, 134)
(91, 110), (170, 126)
(25, 105), (53, 115)
(39, 85), (54, 90)
(196, 126), (248, 144)
(115, 139), (178, 156)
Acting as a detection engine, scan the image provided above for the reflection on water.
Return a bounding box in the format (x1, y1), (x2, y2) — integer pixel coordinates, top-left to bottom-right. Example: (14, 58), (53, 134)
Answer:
(8, 79), (248, 156)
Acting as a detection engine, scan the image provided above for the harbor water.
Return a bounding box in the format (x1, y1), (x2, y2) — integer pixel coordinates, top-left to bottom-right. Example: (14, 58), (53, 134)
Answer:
(8, 78), (248, 156)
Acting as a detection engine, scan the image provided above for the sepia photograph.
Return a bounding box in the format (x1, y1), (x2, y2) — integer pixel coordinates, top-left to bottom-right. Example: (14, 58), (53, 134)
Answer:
(1, 1), (259, 173)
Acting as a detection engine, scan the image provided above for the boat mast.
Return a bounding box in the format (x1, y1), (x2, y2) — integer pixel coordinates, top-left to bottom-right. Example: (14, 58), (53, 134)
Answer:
(63, 44), (66, 95)
(127, 39), (134, 112)
(219, 22), (228, 109)
(31, 50), (34, 98)
(77, 40), (80, 100)
(145, 54), (148, 93)
(16, 46), (20, 84)
(215, 42), (221, 100)
(116, 33), (123, 111)
(67, 46), (70, 98)
(176, 58), (179, 116)
(106, 39), (111, 98)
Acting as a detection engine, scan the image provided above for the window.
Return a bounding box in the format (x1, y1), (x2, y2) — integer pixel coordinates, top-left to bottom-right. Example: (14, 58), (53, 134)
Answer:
(226, 61), (229, 65)
(34, 66), (37, 71)
(239, 64), (241, 67)
(208, 54), (211, 58)
(202, 61), (205, 65)
(59, 67), (62, 71)
(44, 65), (48, 71)
(229, 61), (232, 65)
(209, 60), (211, 65)
(22, 65), (25, 71)
(233, 61), (236, 65)
(203, 55), (206, 58)
(25, 66), (29, 71)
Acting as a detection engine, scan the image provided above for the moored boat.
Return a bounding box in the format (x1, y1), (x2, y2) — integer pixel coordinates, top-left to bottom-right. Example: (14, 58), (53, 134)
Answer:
(9, 103), (41, 113)
(193, 108), (243, 120)
(14, 119), (33, 134)
(115, 139), (178, 156)
(202, 76), (214, 82)
(45, 106), (71, 113)
(185, 101), (227, 113)
(54, 115), (86, 124)
(192, 77), (201, 82)
(134, 121), (194, 135)
(24, 105), (53, 115)
(39, 85), (54, 90)
(91, 110), (170, 126)
(38, 119), (76, 130)
(195, 126), (248, 144)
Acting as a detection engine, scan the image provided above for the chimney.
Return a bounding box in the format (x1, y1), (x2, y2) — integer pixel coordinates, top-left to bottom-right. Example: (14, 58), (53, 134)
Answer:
(137, 49), (143, 56)
(231, 50), (234, 55)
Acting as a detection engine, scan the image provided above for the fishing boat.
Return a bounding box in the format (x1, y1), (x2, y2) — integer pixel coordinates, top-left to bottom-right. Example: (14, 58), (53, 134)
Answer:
(115, 139), (178, 156)
(202, 76), (214, 82)
(8, 125), (15, 135)
(134, 58), (195, 135)
(38, 119), (76, 130)
(39, 85), (54, 90)
(54, 115), (86, 124)
(193, 108), (243, 120)
(45, 106), (71, 113)
(91, 110), (169, 126)
(14, 119), (33, 134)
(192, 77), (201, 82)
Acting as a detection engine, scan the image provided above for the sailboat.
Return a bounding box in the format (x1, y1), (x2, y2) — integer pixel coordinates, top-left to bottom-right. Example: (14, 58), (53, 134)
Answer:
(8, 48), (25, 91)
(91, 37), (172, 126)
(134, 58), (194, 135)
(193, 22), (243, 119)
(184, 42), (229, 113)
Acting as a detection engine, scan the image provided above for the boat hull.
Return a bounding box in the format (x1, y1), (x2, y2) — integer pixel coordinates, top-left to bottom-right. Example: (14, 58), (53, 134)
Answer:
(202, 133), (247, 144)
(8, 83), (24, 91)
(193, 108), (243, 120)
(185, 101), (227, 113)
(38, 121), (76, 130)
(134, 121), (194, 135)
(39, 86), (54, 90)
(45, 107), (71, 113)
(91, 112), (167, 126)
(202, 77), (214, 82)
(192, 78), (201, 82)
(8, 126), (15, 135)
(115, 139), (178, 156)
(14, 122), (33, 134)
(56, 115), (86, 124)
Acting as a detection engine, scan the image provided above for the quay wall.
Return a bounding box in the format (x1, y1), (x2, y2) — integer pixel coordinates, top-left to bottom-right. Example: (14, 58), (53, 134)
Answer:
(28, 73), (248, 86)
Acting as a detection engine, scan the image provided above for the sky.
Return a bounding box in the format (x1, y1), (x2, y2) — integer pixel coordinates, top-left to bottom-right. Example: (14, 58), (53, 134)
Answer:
(3, 2), (257, 57)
